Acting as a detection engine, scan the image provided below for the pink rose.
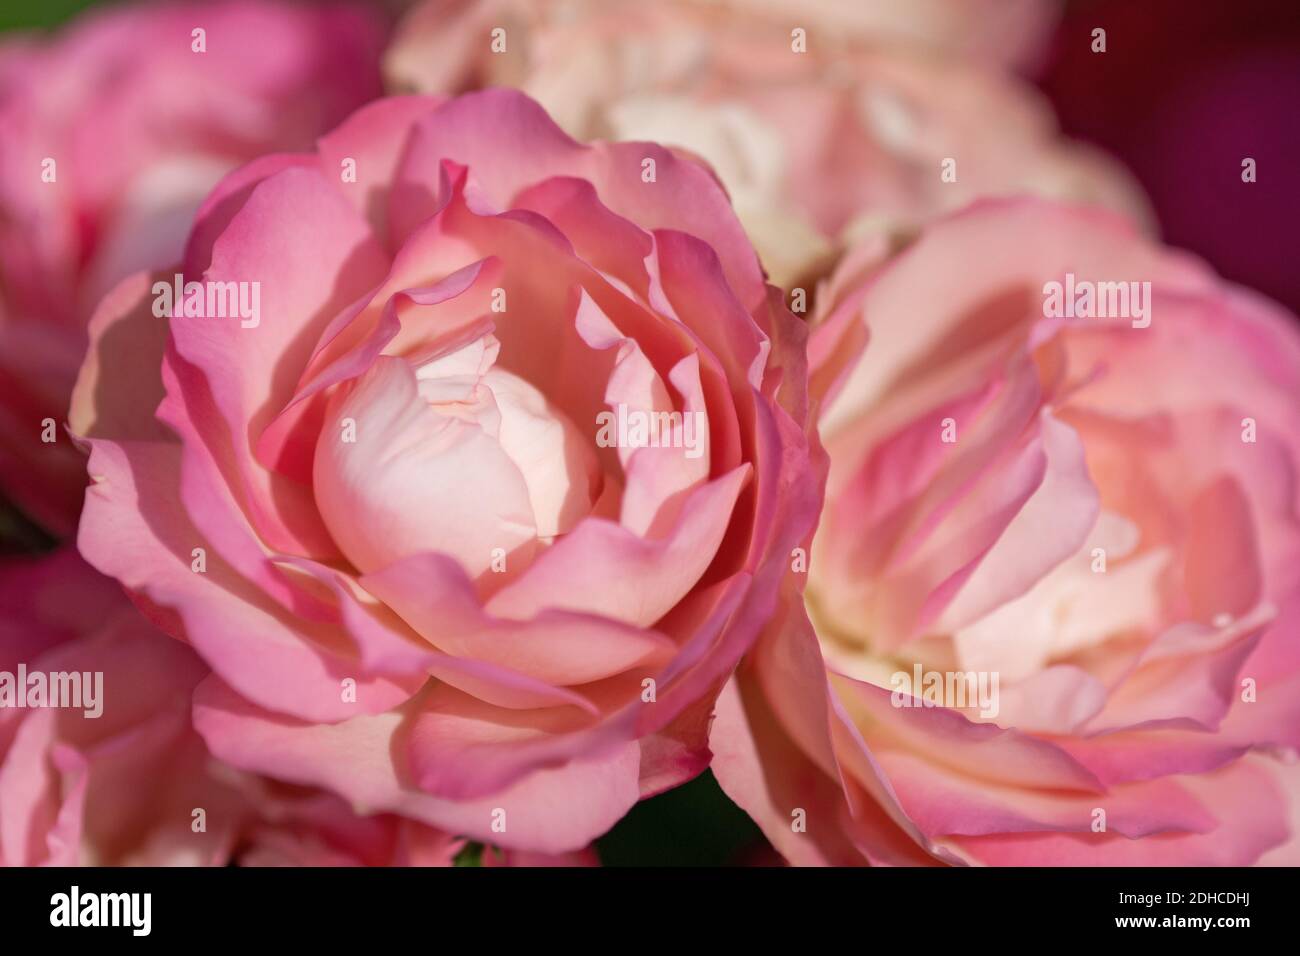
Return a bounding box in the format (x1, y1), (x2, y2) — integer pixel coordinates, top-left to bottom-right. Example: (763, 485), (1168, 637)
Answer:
(231, 781), (597, 866)
(702, 0), (1062, 69)
(386, 0), (1145, 286)
(72, 89), (819, 854)
(0, 550), (582, 866)
(712, 198), (1300, 865)
(0, 0), (384, 534)
(386, 0), (1062, 91)
(0, 548), (249, 865)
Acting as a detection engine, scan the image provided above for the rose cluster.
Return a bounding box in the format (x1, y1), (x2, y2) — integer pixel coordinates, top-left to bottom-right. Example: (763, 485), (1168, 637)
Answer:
(0, 0), (1296, 867)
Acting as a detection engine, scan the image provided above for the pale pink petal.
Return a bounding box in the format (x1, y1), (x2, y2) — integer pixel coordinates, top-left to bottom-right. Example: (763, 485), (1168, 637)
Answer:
(193, 677), (641, 854)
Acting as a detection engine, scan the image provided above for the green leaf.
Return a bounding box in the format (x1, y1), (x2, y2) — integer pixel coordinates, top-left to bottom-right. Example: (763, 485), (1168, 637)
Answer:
(596, 769), (767, 866)
(452, 841), (485, 867)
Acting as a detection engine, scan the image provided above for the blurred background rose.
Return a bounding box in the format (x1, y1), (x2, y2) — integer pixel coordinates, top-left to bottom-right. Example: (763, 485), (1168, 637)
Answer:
(0, 0), (385, 537)
(386, 0), (1148, 290)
